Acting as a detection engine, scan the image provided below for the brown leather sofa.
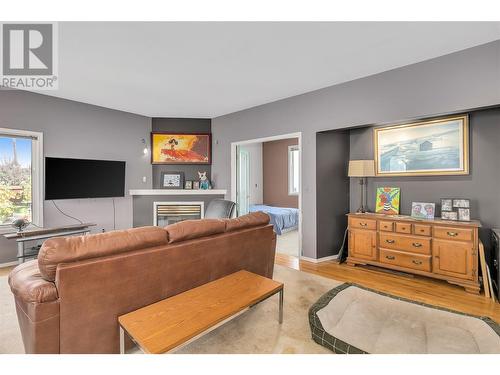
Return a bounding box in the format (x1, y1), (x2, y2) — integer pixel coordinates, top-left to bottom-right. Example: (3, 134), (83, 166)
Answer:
(8, 212), (276, 354)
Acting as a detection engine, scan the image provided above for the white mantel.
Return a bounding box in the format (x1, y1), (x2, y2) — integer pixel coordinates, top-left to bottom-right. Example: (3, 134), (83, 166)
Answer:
(129, 189), (227, 196)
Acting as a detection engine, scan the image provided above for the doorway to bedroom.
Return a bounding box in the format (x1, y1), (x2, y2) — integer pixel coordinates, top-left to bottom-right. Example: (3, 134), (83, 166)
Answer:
(232, 133), (301, 258)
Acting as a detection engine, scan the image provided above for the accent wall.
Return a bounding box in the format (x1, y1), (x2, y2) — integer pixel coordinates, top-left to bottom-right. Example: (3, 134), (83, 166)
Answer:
(263, 138), (299, 208)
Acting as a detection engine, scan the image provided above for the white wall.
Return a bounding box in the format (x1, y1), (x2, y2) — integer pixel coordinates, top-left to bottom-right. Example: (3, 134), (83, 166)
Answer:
(239, 143), (263, 205)
(211, 41), (500, 259)
(0, 90), (152, 264)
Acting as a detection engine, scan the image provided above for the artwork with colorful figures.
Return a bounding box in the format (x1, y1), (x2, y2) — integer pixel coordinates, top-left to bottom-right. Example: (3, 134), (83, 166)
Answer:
(375, 187), (401, 215)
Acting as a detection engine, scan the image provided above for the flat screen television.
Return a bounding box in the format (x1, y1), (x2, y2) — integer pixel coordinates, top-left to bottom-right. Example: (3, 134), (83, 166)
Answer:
(45, 157), (126, 200)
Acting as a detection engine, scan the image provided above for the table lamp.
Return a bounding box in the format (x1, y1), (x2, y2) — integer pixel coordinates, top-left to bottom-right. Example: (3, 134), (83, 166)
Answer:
(348, 160), (375, 213)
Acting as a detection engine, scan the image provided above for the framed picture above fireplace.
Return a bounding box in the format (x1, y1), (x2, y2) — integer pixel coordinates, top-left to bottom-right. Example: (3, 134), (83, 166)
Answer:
(151, 132), (211, 165)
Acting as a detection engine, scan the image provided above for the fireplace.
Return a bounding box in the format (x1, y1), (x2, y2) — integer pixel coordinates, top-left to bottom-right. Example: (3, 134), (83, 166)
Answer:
(153, 201), (205, 226)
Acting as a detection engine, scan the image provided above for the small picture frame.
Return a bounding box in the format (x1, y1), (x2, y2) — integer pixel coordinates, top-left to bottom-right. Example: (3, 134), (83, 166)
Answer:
(193, 181), (200, 190)
(441, 211), (458, 221)
(411, 202), (435, 220)
(453, 199), (470, 208)
(184, 180), (193, 190)
(160, 171), (184, 189)
(457, 208), (471, 221)
(440, 198), (453, 212)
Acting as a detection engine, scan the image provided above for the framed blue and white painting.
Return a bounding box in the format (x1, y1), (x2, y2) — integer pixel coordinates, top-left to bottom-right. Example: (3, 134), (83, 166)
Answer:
(374, 115), (469, 176)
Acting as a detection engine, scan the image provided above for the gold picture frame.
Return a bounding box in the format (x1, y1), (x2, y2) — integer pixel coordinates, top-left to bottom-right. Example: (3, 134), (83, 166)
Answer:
(151, 132), (211, 165)
(374, 114), (469, 177)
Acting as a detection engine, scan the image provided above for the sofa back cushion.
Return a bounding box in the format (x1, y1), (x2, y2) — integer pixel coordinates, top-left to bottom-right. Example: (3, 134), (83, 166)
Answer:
(225, 211), (270, 232)
(165, 219), (226, 244)
(38, 226), (168, 281)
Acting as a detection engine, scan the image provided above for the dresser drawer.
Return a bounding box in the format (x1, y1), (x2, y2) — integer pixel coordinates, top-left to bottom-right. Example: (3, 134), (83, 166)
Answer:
(413, 224), (431, 236)
(349, 217), (376, 230)
(379, 248), (431, 272)
(379, 233), (431, 255)
(379, 220), (394, 232)
(434, 226), (473, 242)
(395, 222), (411, 234)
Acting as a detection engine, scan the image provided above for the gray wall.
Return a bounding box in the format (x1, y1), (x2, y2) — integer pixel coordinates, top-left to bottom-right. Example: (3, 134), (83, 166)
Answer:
(316, 130), (350, 258)
(152, 118), (212, 188)
(0, 90), (151, 264)
(350, 107), (500, 252)
(211, 40), (500, 258)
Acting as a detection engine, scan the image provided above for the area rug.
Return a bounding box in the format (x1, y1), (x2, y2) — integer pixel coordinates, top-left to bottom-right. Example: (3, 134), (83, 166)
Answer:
(0, 264), (341, 354)
(309, 283), (500, 354)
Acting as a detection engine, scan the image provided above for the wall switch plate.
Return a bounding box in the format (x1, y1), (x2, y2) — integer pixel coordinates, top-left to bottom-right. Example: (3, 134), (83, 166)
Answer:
(142, 176), (147, 183)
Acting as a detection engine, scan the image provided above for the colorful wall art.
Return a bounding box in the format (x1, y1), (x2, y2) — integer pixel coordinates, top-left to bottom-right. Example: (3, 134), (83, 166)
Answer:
(375, 187), (401, 215)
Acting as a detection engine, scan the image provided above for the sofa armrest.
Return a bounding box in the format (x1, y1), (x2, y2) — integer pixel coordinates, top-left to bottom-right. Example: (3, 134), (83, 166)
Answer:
(8, 260), (58, 303)
(8, 260), (60, 353)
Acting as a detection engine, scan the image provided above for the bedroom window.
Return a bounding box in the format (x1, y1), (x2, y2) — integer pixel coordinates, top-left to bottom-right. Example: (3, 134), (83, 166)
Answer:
(288, 145), (299, 195)
(0, 128), (43, 229)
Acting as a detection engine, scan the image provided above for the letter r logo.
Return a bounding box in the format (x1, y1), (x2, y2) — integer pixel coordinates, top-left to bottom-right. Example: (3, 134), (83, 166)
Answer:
(2, 24), (53, 75)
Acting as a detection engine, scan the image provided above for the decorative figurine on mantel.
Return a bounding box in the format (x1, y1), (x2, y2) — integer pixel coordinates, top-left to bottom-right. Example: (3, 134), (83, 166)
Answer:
(198, 171), (212, 190)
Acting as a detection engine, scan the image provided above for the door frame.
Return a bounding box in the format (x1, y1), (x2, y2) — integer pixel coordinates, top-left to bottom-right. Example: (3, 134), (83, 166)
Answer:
(231, 132), (303, 257)
(236, 146), (250, 215)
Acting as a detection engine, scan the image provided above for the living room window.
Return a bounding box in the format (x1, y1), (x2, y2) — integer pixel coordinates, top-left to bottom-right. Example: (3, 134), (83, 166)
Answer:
(0, 128), (43, 229)
(288, 145), (300, 195)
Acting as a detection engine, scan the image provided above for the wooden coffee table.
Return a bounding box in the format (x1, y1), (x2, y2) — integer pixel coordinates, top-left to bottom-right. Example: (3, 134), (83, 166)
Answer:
(118, 270), (284, 354)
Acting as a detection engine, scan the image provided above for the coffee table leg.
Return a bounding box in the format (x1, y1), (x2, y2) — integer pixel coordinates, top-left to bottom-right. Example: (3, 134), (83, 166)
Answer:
(119, 326), (125, 354)
(278, 287), (284, 324)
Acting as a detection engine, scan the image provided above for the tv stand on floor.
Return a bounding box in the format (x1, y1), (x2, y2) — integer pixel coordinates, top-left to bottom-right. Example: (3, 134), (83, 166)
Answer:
(4, 223), (96, 264)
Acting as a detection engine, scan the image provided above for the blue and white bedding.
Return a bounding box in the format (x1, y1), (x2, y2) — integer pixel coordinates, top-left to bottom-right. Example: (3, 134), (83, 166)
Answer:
(249, 204), (299, 235)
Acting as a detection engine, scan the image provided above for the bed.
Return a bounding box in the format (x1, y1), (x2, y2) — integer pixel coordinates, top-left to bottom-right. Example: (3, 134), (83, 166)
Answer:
(249, 204), (299, 235)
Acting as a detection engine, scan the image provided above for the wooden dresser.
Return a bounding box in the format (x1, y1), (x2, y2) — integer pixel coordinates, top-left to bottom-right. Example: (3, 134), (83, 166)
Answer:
(347, 213), (481, 294)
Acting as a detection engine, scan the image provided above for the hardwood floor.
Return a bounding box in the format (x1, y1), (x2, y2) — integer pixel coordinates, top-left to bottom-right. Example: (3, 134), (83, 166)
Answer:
(275, 253), (500, 323)
(0, 265), (15, 277)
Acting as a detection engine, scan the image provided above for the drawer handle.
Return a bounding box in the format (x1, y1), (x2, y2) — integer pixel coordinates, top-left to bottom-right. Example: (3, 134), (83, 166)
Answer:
(359, 222), (367, 227)
(412, 260), (423, 265)
(385, 239), (395, 244)
(447, 231), (458, 237)
(412, 242), (422, 248)
(385, 255), (395, 260)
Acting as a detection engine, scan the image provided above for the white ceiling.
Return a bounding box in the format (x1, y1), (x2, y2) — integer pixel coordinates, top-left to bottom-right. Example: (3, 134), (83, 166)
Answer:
(42, 22), (500, 117)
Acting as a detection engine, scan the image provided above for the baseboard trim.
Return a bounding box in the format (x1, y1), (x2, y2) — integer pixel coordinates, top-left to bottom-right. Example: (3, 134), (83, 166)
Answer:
(0, 260), (18, 268)
(300, 254), (339, 263)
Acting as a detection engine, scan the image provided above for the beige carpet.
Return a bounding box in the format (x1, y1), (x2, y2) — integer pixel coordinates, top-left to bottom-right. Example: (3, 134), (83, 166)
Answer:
(0, 271), (24, 354)
(0, 264), (341, 354)
(276, 229), (299, 257)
